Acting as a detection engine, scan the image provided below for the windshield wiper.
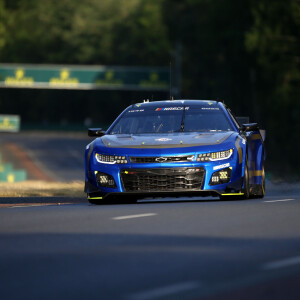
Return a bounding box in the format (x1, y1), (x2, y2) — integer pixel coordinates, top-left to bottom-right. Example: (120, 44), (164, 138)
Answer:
(180, 106), (186, 132)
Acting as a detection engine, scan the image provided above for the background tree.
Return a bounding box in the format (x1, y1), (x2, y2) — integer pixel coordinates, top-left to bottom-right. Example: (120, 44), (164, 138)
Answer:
(0, 0), (299, 175)
(245, 0), (300, 174)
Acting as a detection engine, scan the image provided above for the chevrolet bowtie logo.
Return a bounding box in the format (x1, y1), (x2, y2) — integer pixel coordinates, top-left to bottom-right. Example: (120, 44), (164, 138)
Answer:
(155, 157), (168, 162)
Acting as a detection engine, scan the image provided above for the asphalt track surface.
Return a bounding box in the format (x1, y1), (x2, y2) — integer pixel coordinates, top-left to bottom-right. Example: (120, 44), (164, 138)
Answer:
(1, 132), (300, 299)
(1, 191), (300, 300)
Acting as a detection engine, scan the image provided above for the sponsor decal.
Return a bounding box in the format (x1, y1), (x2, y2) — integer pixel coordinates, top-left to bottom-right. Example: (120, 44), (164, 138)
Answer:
(5, 69), (34, 87)
(50, 69), (79, 87)
(128, 109), (144, 113)
(95, 70), (123, 87)
(0, 115), (20, 132)
(155, 138), (172, 142)
(201, 107), (219, 110)
(213, 163), (230, 171)
(155, 107), (189, 111)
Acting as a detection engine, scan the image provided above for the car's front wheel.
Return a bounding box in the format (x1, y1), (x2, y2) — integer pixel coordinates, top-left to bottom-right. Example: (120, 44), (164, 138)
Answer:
(242, 157), (250, 199)
(219, 156), (249, 201)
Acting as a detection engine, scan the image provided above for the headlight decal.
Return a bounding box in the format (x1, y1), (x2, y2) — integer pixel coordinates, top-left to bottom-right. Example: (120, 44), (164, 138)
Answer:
(197, 149), (233, 162)
(95, 153), (128, 164)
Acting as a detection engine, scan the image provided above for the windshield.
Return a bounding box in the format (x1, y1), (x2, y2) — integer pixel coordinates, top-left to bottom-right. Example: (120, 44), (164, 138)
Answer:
(109, 104), (234, 134)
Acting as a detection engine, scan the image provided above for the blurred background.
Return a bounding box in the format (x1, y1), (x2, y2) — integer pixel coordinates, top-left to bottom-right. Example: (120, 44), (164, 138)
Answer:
(0, 0), (299, 187)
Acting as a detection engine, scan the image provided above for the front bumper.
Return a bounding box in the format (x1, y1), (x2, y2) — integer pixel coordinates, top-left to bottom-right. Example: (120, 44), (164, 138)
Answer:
(85, 149), (244, 200)
(85, 176), (244, 201)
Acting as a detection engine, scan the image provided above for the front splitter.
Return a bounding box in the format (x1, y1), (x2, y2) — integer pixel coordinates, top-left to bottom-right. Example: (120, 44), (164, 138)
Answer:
(87, 189), (233, 201)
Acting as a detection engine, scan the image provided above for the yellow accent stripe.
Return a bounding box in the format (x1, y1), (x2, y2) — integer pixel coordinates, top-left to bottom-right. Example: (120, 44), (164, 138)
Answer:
(88, 197), (103, 200)
(251, 134), (262, 140)
(235, 137), (243, 164)
(221, 193), (244, 196)
(249, 170), (263, 177)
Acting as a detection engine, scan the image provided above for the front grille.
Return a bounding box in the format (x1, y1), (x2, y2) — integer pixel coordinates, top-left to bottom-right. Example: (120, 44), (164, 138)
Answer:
(121, 168), (205, 192)
(130, 155), (194, 163)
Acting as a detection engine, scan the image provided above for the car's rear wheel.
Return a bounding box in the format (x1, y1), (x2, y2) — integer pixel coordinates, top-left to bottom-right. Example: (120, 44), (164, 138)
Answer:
(253, 164), (265, 199)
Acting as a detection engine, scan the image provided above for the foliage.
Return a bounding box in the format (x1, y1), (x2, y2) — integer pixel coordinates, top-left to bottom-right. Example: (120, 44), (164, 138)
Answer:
(0, 0), (299, 175)
(1, 0), (169, 65)
(245, 0), (300, 174)
(0, 0), (7, 52)
(162, 0), (254, 111)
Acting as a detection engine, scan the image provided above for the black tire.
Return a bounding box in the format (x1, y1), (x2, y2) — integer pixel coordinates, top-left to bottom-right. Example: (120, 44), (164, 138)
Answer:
(220, 156), (250, 201)
(242, 156), (250, 199)
(255, 164), (265, 199)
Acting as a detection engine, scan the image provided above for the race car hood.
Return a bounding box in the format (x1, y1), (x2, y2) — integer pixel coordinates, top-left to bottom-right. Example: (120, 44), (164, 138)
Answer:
(100, 131), (234, 149)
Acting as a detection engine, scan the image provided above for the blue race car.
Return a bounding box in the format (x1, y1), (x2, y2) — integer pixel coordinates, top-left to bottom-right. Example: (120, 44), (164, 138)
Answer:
(85, 100), (265, 204)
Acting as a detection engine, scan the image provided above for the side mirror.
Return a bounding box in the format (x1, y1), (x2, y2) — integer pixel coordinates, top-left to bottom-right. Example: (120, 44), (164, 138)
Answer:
(240, 123), (259, 132)
(88, 128), (106, 137)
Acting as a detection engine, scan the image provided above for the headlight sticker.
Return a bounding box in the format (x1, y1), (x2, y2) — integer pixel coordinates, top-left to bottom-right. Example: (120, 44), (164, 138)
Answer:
(95, 153), (128, 164)
(197, 149), (233, 162)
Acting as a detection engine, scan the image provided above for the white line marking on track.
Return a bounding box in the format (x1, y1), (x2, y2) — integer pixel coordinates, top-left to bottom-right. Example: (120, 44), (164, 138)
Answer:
(8, 204), (52, 208)
(264, 199), (295, 203)
(263, 255), (300, 270)
(112, 213), (157, 220)
(6, 203), (72, 209)
(129, 281), (200, 300)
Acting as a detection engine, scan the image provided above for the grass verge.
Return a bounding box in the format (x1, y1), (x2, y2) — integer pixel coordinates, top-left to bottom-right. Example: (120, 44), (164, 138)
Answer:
(0, 181), (85, 197)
